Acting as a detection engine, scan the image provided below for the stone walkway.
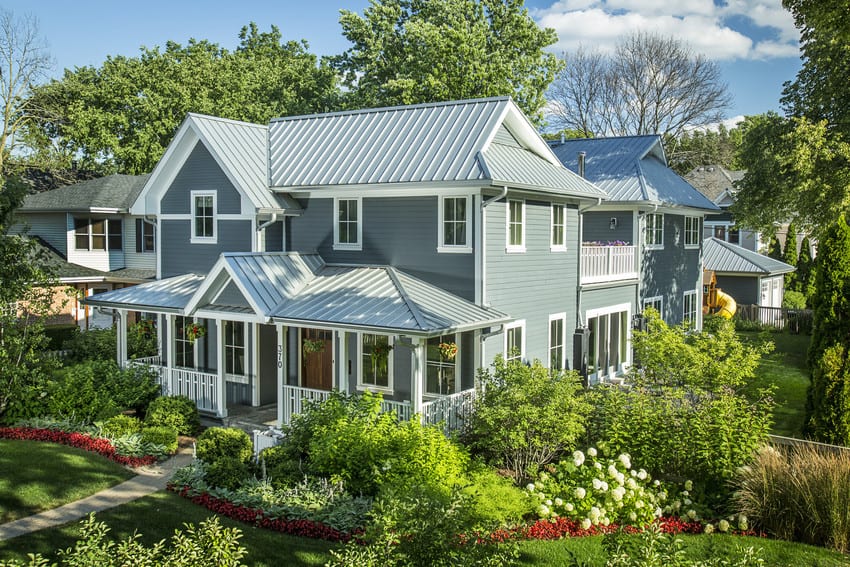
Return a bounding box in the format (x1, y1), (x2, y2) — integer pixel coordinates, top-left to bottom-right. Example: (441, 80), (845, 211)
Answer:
(0, 446), (195, 542)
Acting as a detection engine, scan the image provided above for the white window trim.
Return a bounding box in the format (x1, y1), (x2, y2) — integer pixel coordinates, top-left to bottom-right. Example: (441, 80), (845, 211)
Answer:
(645, 212), (664, 250)
(506, 199), (526, 253)
(190, 190), (217, 244)
(141, 219), (156, 253)
(585, 302), (633, 382)
(683, 290), (699, 327)
(550, 204), (567, 252)
(425, 332), (461, 398)
(684, 216), (700, 249)
(437, 195), (472, 253)
(504, 319), (526, 361)
(224, 320), (248, 383)
(357, 333), (394, 393)
(333, 197), (363, 251)
(174, 315), (202, 370)
(643, 295), (663, 317)
(548, 312), (567, 369)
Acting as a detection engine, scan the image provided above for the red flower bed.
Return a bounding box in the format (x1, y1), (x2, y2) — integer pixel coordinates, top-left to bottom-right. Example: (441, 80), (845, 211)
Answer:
(0, 427), (157, 468)
(169, 484), (354, 543)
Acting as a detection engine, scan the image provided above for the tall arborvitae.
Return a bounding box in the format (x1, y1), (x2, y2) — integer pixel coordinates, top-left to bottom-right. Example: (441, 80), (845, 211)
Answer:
(804, 216), (850, 444)
(797, 236), (815, 305)
(767, 232), (783, 261)
(783, 223), (799, 291)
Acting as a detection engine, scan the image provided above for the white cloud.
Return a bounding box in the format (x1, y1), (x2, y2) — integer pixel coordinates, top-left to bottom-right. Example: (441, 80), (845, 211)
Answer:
(533, 0), (799, 61)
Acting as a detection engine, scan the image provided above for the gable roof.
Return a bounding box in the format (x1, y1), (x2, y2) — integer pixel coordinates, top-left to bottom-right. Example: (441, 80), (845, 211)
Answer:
(132, 113), (300, 216)
(703, 237), (795, 276)
(268, 98), (605, 199)
(684, 165), (745, 204)
(20, 174), (149, 213)
(549, 135), (718, 210)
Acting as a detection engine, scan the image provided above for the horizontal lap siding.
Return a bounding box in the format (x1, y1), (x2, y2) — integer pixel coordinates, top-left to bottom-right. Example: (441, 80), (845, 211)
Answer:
(581, 284), (637, 317)
(483, 199), (579, 368)
(642, 214), (701, 325)
(582, 211), (634, 244)
(715, 276), (759, 306)
(124, 217), (156, 270)
(161, 220), (252, 277)
(14, 213), (67, 255)
(160, 143), (242, 215)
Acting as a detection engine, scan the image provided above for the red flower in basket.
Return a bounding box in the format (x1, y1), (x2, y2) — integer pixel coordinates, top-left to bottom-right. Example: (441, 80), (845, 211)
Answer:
(186, 322), (206, 344)
(438, 342), (458, 360)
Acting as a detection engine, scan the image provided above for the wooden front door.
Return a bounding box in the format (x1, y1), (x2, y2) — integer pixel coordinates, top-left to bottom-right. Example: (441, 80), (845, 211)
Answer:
(301, 328), (333, 390)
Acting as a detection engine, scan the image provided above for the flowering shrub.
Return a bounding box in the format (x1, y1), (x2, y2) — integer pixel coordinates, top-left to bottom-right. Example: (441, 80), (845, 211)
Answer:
(526, 448), (666, 528)
(0, 426), (157, 467)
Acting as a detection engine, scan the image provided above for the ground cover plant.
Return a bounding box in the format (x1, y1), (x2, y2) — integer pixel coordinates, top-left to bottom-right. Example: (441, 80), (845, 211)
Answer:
(0, 426), (160, 467)
(0, 439), (133, 523)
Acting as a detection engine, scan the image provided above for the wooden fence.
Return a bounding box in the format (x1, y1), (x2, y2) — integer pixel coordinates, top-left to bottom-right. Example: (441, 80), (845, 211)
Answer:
(734, 304), (812, 332)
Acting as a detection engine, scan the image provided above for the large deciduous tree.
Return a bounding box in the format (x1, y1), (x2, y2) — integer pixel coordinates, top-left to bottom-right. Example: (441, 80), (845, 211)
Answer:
(25, 24), (338, 174)
(333, 0), (561, 123)
(547, 32), (731, 144)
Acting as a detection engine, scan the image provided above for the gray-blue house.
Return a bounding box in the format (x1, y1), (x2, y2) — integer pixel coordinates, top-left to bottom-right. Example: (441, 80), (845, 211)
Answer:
(87, 98), (645, 427)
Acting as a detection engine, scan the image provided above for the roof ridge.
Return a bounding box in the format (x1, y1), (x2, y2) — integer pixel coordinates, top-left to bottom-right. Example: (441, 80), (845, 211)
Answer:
(187, 112), (267, 130)
(385, 267), (429, 331)
(270, 97), (511, 124)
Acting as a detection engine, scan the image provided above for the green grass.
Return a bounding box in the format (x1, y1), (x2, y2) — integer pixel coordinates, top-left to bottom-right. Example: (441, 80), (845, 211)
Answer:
(740, 331), (811, 437)
(0, 440), (134, 523)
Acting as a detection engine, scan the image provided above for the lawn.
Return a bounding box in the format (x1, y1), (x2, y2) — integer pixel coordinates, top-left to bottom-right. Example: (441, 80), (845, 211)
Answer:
(0, 440), (134, 523)
(740, 330), (811, 438)
(2, 490), (849, 566)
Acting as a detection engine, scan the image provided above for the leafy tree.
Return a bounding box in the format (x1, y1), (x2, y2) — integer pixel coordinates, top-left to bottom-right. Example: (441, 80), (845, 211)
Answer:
(333, 0), (561, 123)
(548, 31), (731, 145)
(25, 24), (338, 174)
(465, 355), (590, 483)
(784, 222), (799, 291)
(667, 124), (742, 175)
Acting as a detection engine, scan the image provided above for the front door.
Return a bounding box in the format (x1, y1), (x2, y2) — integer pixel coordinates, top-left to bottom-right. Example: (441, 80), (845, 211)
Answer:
(301, 328), (333, 390)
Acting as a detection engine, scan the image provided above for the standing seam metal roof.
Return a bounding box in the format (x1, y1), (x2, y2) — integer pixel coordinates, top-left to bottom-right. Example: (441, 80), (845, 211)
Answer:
(703, 237), (795, 275)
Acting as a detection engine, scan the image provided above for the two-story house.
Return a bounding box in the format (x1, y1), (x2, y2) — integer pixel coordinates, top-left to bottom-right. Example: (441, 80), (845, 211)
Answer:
(13, 175), (156, 329)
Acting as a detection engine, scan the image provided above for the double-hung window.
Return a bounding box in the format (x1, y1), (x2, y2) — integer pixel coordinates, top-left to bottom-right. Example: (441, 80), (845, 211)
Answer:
(426, 334), (458, 396)
(551, 204), (566, 251)
(136, 219), (156, 253)
(549, 314), (566, 370)
(223, 321), (246, 378)
(175, 316), (197, 369)
(684, 217), (700, 248)
(191, 191), (216, 243)
(334, 197), (362, 250)
(643, 296), (663, 317)
(506, 200), (526, 252)
(504, 320), (525, 362)
(438, 196), (471, 252)
(360, 333), (392, 390)
(683, 291), (698, 329)
(645, 213), (664, 249)
(73, 218), (122, 251)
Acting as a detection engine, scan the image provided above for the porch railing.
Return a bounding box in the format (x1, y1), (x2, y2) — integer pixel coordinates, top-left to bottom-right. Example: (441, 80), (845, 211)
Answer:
(581, 245), (637, 284)
(422, 389), (477, 432)
(125, 359), (219, 415)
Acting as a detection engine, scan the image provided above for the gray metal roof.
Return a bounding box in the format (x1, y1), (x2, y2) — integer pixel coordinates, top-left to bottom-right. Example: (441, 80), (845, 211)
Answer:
(84, 274), (205, 312)
(703, 237), (795, 275)
(21, 174), (149, 213)
(267, 97), (604, 199)
(549, 135), (718, 210)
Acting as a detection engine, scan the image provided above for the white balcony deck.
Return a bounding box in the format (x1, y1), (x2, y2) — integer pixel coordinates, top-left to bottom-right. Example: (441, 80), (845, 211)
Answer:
(581, 245), (638, 284)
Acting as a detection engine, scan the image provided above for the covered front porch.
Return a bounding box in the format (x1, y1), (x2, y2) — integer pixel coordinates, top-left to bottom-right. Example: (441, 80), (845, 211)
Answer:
(87, 251), (510, 432)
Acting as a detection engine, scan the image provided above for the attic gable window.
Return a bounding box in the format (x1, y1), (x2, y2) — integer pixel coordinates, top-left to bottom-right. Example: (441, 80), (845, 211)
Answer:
(191, 191), (216, 244)
(334, 197), (362, 251)
(438, 196), (471, 253)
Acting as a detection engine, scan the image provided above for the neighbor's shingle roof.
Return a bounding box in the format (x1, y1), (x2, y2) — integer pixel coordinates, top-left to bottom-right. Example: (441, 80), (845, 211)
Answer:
(31, 237), (154, 283)
(549, 135), (718, 210)
(684, 165), (745, 203)
(703, 237), (795, 275)
(268, 98), (605, 199)
(20, 174), (149, 213)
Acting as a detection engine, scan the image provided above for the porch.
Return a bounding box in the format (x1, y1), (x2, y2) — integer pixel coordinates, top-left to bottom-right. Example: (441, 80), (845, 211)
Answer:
(581, 245), (638, 284)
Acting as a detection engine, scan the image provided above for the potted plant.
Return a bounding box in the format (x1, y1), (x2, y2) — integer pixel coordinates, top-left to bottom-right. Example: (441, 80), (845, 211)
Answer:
(438, 341), (458, 361)
(370, 342), (393, 376)
(303, 338), (325, 355)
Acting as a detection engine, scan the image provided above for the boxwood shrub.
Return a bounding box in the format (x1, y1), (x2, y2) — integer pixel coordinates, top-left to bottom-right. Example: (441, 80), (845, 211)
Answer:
(196, 427), (253, 465)
(145, 395), (200, 435)
(141, 425), (179, 454)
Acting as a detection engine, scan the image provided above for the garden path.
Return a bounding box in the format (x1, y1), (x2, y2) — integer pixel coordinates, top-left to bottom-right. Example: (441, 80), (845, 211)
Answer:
(0, 444), (195, 541)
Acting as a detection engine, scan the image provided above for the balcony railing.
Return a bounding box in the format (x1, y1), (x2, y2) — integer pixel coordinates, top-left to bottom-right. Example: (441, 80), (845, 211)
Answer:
(581, 245), (637, 284)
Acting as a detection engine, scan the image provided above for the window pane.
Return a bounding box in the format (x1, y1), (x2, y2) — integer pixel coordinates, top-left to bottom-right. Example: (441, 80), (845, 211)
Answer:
(143, 221), (155, 251)
(74, 218), (90, 250)
(550, 318), (563, 369)
(90, 220), (106, 250)
(108, 219), (122, 250)
(362, 334), (389, 387)
(507, 326), (522, 360)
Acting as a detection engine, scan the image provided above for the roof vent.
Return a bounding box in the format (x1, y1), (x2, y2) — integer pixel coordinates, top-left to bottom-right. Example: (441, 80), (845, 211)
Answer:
(578, 151), (586, 178)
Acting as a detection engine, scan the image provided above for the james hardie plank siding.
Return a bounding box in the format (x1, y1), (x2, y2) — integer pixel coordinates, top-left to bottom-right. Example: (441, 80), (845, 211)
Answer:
(483, 198), (579, 367)
(13, 213), (67, 255)
(642, 213), (701, 325)
(581, 285), (637, 316)
(287, 196), (476, 300)
(161, 219), (252, 277)
(582, 211), (634, 244)
(124, 217), (156, 270)
(160, 142), (242, 215)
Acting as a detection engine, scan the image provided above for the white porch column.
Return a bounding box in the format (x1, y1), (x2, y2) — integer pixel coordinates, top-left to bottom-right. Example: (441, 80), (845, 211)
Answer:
(116, 310), (128, 368)
(252, 323), (260, 407)
(337, 331), (349, 393)
(165, 314), (175, 396)
(216, 319), (227, 418)
(411, 337), (425, 418)
(277, 324), (286, 426)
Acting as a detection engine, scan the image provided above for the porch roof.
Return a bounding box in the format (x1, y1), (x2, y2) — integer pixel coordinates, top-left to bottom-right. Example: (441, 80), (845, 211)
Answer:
(82, 273), (205, 313)
(703, 237), (795, 276)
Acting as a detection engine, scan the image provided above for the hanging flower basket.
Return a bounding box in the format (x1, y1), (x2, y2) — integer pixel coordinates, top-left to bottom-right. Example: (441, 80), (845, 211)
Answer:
(370, 342), (393, 375)
(185, 323), (206, 344)
(438, 341), (458, 361)
(303, 338), (326, 355)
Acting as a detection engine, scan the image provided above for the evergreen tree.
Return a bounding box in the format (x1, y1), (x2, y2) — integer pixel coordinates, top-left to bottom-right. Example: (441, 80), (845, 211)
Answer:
(767, 232), (783, 261)
(797, 236), (815, 305)
(805, 217), (850, 444)
(783, 223), (799, 292)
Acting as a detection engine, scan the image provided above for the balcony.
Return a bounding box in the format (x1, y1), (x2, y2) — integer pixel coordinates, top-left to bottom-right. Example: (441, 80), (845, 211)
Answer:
(581, 244), (638, 284)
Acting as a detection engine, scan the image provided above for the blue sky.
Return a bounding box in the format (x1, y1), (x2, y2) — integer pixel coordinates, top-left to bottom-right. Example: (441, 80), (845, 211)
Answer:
(4, 0), (802, 124)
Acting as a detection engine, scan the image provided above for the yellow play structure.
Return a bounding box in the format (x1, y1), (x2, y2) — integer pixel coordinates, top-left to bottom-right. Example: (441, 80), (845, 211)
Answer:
(703, 271), (737, 319)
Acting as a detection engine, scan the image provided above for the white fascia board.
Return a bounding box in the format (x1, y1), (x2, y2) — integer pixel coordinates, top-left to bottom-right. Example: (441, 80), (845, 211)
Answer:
(184, 256), (230, 314)
(130, 120), (199, 216)
(285, 182), (483, 199)
(501, 103), (563, 167)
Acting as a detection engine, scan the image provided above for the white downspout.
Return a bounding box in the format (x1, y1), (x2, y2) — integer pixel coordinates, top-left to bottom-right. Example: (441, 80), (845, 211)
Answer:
(479, 186), (508, 372)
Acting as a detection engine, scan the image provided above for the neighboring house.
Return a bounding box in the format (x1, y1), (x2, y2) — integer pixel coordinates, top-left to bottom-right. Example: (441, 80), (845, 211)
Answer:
(13, 175), (156, 329)
(85, 98), (638, 426)
(703, 237), (795, 309)
(548, 136), (719, 347)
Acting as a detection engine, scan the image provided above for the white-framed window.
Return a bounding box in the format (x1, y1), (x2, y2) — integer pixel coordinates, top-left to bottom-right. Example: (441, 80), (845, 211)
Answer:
(438, 196), (471, 253)
(683, 290), (699, 329)
(645, 213), (664, 249)
(191, 191), (216, 243)
(136, 219), (156, 253)
(551, 204), (567, 251)
(223, 320), (246, 377)
(586, 304), (630, 379)
(174, 316), (197, 369)
(549, 313), (566, 370)
(426, 334), (459, 396)
(684, 217), (700, 248)
(359, 333), (393, 391)
(334, 197), (362, 251)
(73, 218), (122, 251)
(506, 199), (526, 252)
(504, 320), (526, 362)
(643, 295), (663, 317)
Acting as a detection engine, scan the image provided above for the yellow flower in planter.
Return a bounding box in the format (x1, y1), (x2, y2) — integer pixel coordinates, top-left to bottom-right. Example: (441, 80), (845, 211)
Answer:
(186, 323), (206, 344)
